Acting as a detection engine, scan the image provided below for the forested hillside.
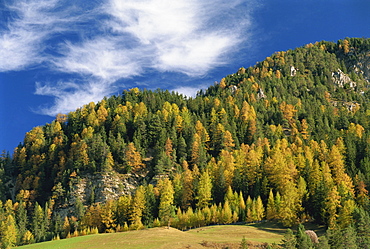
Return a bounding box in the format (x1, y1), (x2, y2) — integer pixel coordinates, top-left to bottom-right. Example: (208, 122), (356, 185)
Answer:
(1, 38), (370, 248)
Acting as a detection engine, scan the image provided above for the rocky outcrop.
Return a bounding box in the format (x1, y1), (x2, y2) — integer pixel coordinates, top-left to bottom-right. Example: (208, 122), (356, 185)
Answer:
(57, 172), (143, 217)
(229, 85), (238, 94)
(257, 88), (266, 99)
(290, 66), (297, 76)
(332, 69), (356, 88)
(72, 172), (138, 203)
(353, 52), (370, 83)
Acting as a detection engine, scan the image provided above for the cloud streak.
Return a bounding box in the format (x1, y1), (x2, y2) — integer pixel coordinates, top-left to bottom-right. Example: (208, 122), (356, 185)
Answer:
(0, 0), (78, 71)
(1, 0), (254, 116)
(53, 37), (144, 81)
(35, 80), (115, 115)
(0, 0), (50, 71)
(105, 0), (247, 76)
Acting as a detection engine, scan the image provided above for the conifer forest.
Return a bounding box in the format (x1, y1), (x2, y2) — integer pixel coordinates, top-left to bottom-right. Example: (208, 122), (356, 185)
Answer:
(1, 38), (370, 248)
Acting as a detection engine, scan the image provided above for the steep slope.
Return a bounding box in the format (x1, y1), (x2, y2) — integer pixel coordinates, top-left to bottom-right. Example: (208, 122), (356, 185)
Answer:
(0, 37), (370, 247)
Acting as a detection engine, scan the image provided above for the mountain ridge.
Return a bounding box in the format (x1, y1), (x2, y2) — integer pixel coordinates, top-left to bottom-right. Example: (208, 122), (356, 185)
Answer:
(0, 37), (370, 248)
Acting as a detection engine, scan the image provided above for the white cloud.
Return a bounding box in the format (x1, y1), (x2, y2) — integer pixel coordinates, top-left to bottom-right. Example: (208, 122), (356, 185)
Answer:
(106, 0), (199, 44)
(35, 80), (114, 116)
(2, 0), (255, 115)
(0, 29), (41, 71)
(0, 0), (75, 71)
(171, 85), (208, 98)
(105, 0), (250, 76)
(53, 38), (144, 81)
(154, 34), (240, 76)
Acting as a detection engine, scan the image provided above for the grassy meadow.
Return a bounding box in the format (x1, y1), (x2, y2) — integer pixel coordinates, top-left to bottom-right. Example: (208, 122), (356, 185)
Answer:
(18, 222), (288, 249)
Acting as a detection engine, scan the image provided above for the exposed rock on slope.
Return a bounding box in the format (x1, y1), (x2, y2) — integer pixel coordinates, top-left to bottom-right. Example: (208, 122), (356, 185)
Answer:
(58, 172), (143, 216)
(332, 69), (356, 88)
(353, 52), (370, 83)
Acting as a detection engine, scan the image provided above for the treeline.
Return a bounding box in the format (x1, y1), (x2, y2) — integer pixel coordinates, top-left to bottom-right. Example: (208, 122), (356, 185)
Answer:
(0, 38), (370, 248)
(282, 219), (370, 249)
(0, 179), (369, 248)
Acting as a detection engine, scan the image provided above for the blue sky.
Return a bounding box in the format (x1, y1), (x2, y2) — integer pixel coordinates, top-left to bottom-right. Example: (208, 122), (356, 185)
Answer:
(0, 0), (369, 153)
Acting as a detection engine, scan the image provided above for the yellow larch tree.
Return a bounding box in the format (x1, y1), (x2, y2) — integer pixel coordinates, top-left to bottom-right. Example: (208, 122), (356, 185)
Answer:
(279, 101), (298, 126)
(96, 105), (108, 125)
(101, 200), (116, 232)
(234, 143), (262, 187)
(195, 120), (210, 146)
(125, 143), (144, 174)
(300, 119), (309, 140)
(129, 186), (146, 229)
(181, 162), (194, 209)
(222, 130), (235, 151)
(279, 181), (302, 227)
(133, 102), (148, 121)
(327, 145), (354, 197)
(158, 178), (175, 227)
(1, 215), (18, 249)
(240, 101), (256, 123)
(196, 170), (213, 209)
(164, 138), (174, 160)
(324, 185), (341, 228)
(264, 139), (297, 195)
(266, 189), (276, 220)
(218, 150), (235, 188)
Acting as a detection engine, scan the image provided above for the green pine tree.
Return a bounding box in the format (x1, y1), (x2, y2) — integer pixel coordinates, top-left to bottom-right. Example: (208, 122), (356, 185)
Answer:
(296, 224), (313, 249)
(281, 228), (297, 249)
(32, 202), (46, 242)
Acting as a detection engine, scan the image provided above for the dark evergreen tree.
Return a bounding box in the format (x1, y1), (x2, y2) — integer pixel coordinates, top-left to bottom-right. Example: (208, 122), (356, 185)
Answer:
(177, 135), (188, 163)
(51, 213), (63, 239)
(74, 197), (85, 219)
(281, 228), (297, 249)
(296, 224), (313, 249)
(353, 207), (370, 249)
(32, 202), (46, 242)
(317, 235), (330, 249)
(341, 225), (358, 249)
(16, 201), (28, 244)
(142, 184), (157, 226)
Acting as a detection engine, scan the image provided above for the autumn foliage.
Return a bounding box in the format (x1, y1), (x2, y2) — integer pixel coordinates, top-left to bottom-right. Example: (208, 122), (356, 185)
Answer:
(1, 38), (370, 248)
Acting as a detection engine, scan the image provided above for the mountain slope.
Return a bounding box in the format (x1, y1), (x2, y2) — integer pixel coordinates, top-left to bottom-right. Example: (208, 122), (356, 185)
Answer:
(0, 37), (370, 248)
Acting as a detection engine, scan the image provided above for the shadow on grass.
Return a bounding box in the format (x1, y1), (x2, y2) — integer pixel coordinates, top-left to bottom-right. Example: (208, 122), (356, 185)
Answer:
(248, 221), (327, 237)
(247, 221), (287, 236)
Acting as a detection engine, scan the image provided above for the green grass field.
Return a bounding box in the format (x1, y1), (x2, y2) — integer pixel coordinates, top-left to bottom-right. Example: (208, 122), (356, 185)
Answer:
(18, 223), (288, 249)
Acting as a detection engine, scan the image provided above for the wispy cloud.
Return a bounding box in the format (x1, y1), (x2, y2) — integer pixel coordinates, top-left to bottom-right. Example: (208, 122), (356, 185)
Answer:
(105, 0), (248, 76)
(53, 37), (145, 81)
(1, 0), (255, 116)
(171, 85), (208, 98)
(34, 80), (115, 116)
(0, 0), (76, 71)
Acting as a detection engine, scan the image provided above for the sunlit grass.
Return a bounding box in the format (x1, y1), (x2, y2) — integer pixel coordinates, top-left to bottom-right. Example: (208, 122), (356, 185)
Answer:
(19, 223), (287, 249)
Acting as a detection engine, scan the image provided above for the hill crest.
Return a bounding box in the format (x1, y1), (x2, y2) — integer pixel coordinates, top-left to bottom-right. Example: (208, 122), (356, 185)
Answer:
(1, 37), (370, 248)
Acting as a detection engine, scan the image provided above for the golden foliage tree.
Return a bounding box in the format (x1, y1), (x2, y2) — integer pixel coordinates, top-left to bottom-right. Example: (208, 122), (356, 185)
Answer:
(183, 166), (195, 209)
(1, 215), (18, 249)
(266, 189), (276, 220)
(327, 145), (354, 196)
(218, 150), (235, 188)
(264, 139), (297, 194)
(129, 186), (146, 229)
(196, 170), (213, 209)
(125, 143), (144, 174)
(324, 185), (341, 228)
(158, 178), (175, 227)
